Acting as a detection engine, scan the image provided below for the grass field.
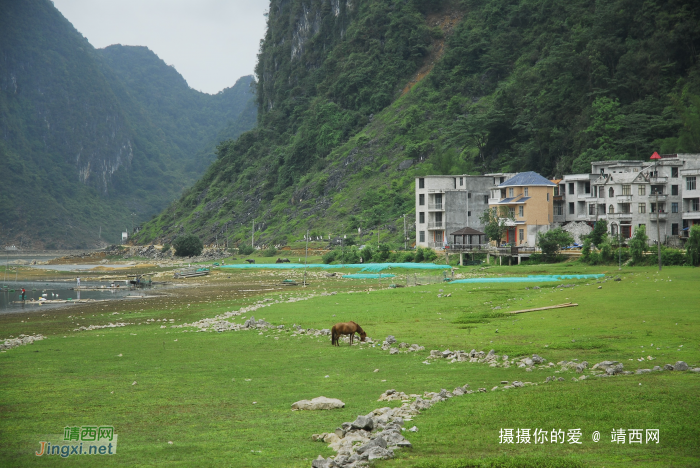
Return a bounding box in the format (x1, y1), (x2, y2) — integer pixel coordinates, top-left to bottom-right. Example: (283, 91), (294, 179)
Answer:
(1, 262), (699, 467)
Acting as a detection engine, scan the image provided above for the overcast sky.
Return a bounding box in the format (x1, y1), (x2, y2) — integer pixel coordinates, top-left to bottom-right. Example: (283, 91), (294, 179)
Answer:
(53, 0), (269, 94)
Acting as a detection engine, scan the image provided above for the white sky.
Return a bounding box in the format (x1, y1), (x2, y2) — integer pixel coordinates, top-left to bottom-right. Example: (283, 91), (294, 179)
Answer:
(53, 0), (269, 94)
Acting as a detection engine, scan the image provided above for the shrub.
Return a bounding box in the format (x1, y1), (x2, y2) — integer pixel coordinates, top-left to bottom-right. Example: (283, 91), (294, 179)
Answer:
(590, 220), (608, 247)
(400, 251), (415, 262)
(262, 246), (277, 257)
(600, 242), (613, 262)
(360, 245), (374, 263)
(414, 247), (425, 262)
(373, 244), (391, 262)
(160, 244), (171, 253)
(173, 235), (203, 257)
(424, 248), (437, 262)
(538, 228), (574, 260)
(581, 238), (591, 262)
(629, 225), (648, 264)
(238, 244), (254, 255)
(322, 249), (338, 264)
(339, 246), (360, 264)
(687, 225), (700, 266)
(661, 247), (685, 266)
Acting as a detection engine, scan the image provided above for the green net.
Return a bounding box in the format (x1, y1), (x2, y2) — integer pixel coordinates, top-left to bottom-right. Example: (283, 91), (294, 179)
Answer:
(220, 262), (449, 272)
(451, 274), (604, 284)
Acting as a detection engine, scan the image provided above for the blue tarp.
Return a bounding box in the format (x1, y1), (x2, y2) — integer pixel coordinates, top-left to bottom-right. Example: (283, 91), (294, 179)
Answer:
(451, 274), (604, 284)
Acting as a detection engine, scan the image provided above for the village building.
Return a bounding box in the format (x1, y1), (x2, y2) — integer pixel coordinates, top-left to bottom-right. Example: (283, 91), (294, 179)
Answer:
(488, 171), (556, 246)
(414, 175), (497, 249)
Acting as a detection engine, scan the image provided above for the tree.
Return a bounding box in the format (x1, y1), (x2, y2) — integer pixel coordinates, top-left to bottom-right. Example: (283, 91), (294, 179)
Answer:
(173, 235), (203, 257)
(589, 220), (608, 247)
(479, 207), (514, 246)
(537, 228), (574, 260)
(687, 225), (700, 266)
(629, 225), (648, 264)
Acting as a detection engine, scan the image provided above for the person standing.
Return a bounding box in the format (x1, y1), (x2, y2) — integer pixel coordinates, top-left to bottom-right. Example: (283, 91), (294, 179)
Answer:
(21, 288), (26, 301)
(76, 277), (81, 289)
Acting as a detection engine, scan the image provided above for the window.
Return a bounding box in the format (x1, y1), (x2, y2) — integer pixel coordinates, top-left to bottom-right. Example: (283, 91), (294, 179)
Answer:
(585, 182), (591, 194)
(672, 223), (679, 236)
(468, 211), (471, 217)
(419, 231), (425, 242)
(692, 198), (700, 211)
(500, 177), (505, 184)
(519, 229), (524, 243)
(434, 231), (443, 243)
(608, 187), (614, 197)
(609, 204), (615, 214)
(468, 192), (471, 198)
(600, 168), (605, 174)
(569, 183), (574, 195)
(621, 203), (631, 213)
(672, 202), (678, 213)
(569, 202), (575, 214)
(419, 194), (425, 205)
(638, 203), (646, 214)
(672, 185), (678, 196)
(589, 204), (596, 215)
(524, 187), (529, 196)
(460, 177), (463, 186)
(547, 192), (550, 201)
(672, 167), (678, 178)
(518, 206), (524, 217)
(638, 185), (646, 196)
(435, 212), (443, 223)
(687, 176), (697, 190)
(508, 188), (514, 197)
(621, 225), (632, 239)
(651, 185), (663, 195)
(419, 212), (425, 223)
(622, 185), (631, 195)
(418, 178), (424, 189)
(484, 195), (489, 204)
(508, 207), (515, 218)
(554, 201), (563, 216)
(554, 186), (560, 196)
(594, 186), (598, 197)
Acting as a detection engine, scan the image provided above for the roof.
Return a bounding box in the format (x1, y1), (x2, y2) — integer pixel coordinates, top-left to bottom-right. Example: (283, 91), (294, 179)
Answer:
(498, 171), (556, 187)
(450, 227), (485, 236)
(498, 196), (531, 204)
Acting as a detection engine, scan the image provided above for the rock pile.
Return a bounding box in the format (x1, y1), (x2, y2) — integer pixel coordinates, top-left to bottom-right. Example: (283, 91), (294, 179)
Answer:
(380, 336), (425, 354)
(1, 334), (45, 351)
(73, 322), (133, 332)
(562, 221), (592, 244)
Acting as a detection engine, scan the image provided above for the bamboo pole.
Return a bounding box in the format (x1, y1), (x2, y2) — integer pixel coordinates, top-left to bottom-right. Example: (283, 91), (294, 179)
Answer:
(508, 302), (578, 314)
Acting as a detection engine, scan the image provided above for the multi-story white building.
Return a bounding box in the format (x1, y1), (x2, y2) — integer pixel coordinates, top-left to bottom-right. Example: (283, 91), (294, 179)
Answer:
(556, 154), (700, 242)
(414, 175), (497, 248)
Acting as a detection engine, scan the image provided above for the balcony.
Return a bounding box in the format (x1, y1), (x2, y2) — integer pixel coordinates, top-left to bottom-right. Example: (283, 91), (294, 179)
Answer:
(616, 195), (633, 203)
(682, 210), (700, 220)
(649, 212), (668, 221)
(427, 203), (444, 211)
(427, 222), (444, 230)
(649, 176), (668, 184)
(648, 193), (667, 200)
(611, 212), (633, 220)
(577, 192), (593, 199)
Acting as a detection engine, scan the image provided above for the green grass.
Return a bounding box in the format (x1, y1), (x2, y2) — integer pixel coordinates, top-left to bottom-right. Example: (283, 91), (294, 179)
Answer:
(1, 264), (699, 467)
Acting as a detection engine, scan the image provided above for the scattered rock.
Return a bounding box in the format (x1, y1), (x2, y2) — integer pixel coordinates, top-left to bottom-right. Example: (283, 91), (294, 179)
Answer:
(292, 397), (345, 411)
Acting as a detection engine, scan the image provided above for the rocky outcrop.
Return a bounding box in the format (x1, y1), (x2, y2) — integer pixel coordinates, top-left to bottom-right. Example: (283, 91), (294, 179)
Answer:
(292, 397), (345, 411)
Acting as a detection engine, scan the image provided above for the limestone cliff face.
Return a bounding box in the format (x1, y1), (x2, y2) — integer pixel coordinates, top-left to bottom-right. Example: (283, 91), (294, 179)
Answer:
(257, 0), (354, 112)
(0, 0), (134, 195)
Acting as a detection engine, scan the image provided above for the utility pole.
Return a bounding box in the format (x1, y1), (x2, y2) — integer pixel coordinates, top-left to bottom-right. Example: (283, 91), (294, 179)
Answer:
(618, 227), (622, 271)
(651, 152), (662, 271)
(304, 229), (309, 287)
(403, 214), (407, 250)
(251, 219), (255, 248)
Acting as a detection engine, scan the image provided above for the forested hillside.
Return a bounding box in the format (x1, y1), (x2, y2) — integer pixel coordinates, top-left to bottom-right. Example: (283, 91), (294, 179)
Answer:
(0, 0), (255, 248)
(126, 0), (700, 248)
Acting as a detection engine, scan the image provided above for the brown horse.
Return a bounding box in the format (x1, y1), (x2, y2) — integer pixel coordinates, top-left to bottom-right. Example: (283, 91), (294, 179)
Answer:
(331, 321), (366, 346)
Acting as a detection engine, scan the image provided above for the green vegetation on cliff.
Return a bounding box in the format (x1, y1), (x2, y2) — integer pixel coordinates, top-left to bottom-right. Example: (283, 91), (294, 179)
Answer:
(0, 0), (255, 248)
(137, 0), (700, 249)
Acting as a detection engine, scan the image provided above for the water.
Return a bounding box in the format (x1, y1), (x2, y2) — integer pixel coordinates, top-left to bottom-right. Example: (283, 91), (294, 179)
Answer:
(220, 263), (449, 272)
(0, 280), (153, 313)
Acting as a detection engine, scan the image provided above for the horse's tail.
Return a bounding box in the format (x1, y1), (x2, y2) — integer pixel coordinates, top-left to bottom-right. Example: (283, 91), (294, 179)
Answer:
(331, 326), (336, 346)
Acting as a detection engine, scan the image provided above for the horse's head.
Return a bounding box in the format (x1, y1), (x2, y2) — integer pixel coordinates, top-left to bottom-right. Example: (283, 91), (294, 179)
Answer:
(359, 331), (367, 342)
